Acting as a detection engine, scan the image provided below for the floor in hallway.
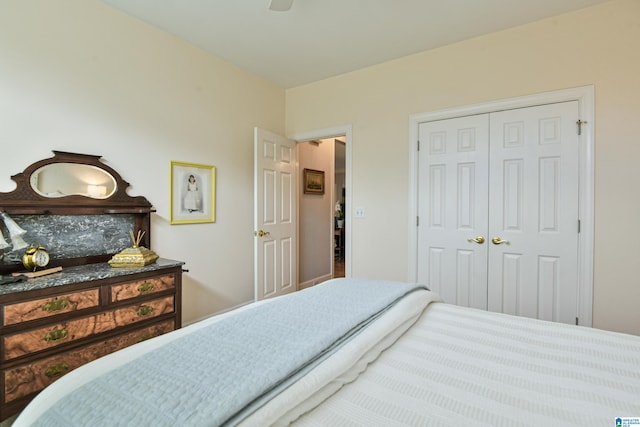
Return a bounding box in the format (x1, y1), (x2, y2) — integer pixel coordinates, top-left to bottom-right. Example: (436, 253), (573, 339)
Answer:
(334, 257), (345, 278)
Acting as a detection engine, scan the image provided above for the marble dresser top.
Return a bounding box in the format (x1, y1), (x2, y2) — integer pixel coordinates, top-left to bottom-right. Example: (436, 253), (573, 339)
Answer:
(0, 258), (184, 296)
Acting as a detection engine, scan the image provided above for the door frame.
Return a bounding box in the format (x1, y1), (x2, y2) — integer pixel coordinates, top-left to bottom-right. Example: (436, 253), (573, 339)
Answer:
(407, 86), (594, 326)
(289, 124), (353, 279)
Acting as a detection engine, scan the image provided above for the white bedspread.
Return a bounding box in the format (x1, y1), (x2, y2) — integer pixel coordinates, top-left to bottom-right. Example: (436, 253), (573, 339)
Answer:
(290, 303), (640, 426)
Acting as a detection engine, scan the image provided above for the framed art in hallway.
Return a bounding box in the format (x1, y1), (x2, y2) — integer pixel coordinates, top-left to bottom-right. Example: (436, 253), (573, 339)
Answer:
(303, 168), (324, 195)
(170, 161), (216, 224)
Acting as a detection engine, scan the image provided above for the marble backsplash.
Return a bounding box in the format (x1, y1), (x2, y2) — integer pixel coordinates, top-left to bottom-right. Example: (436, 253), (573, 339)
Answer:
(0, 214), (136, 265)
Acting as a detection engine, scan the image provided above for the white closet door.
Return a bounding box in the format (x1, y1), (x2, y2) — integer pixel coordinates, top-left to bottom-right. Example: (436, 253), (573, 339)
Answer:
(417, 114), (490, 309)
(417, 101), (581, 324)
(487, 101), (580, 324)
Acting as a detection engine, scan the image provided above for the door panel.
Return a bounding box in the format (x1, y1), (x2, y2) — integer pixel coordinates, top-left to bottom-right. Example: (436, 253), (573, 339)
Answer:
(487, 101), (580, 324)
(263, 168), (276, 225)
(417, 115), (490, 309)
(254, 128), (297, 301)
(280, 237), (293, 290)
(262, 239), (276, 296)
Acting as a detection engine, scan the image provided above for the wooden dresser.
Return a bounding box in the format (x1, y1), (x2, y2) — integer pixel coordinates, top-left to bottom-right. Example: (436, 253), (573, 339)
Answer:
(0, 259), (183, 420)
(0, 151), (186, 420)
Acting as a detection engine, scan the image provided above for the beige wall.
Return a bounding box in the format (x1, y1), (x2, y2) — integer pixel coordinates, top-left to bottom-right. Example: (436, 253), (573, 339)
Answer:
(286, 0), (640, 335)
(0, 0), (285, 324)
(298, 139), (334, 286)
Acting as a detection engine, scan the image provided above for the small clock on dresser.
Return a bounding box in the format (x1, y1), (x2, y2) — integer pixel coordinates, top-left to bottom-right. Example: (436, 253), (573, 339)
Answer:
(22, 244), (50, 271)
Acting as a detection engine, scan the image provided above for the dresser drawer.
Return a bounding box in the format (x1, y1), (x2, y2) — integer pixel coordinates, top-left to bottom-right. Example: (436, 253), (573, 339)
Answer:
(2, 289), (100, 326)
(3, 319), (175, 404)
(111, 295), (175, 327)
(110, 274), (175, 302)
(3, 295), (175, 361)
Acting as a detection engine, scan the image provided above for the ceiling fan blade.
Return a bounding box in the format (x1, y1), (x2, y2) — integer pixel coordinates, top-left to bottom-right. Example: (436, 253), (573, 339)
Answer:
(269, 0), (294, 12)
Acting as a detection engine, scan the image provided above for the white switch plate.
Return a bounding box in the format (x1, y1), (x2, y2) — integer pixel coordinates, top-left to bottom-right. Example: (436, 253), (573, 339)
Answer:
(355, 207), (365, 218)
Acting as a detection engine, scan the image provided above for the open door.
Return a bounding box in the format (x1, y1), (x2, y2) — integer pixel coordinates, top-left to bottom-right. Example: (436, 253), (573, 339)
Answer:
(253, 127), (297, 300)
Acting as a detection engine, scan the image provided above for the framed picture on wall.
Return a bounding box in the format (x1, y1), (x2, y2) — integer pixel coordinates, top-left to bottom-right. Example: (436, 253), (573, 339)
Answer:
(170, 161), (216, 224)
(303, 168), (325, 195)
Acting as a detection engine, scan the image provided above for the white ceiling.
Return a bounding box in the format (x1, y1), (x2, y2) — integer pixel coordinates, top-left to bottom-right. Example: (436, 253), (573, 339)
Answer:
(99, 0), (610, 88)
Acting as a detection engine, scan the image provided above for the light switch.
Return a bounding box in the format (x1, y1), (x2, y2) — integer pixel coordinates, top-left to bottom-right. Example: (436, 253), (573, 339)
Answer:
(355, 207), (365, 218)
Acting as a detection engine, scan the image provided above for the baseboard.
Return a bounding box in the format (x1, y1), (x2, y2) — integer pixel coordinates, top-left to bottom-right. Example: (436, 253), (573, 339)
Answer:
(299, 273), (334, 290)
(183, 300), (253, 327)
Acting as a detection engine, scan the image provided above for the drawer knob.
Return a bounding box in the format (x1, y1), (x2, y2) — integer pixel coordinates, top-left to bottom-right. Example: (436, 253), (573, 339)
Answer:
(137, 282), (155, 293)
(42, 299), (69, 313)
(45, 362), (69, 378)
(136, 306), (154, 317)
(44, 328), (68, 343)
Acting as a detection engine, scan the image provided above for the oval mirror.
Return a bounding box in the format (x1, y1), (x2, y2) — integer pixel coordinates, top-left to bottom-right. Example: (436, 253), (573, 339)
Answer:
(30, 163), (117, 199)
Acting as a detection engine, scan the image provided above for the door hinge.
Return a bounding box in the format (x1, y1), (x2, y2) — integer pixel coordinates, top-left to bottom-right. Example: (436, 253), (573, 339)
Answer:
(578, 219), (581, 233)
(576, 119), (587, 136)
(417, 140), (420, 151)
(576, 317), (579, 325)
(416, 216), (419, 227)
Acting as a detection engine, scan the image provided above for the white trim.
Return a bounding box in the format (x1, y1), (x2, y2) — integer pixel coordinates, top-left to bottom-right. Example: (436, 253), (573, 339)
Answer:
(289, 125), (353, 278)
(298, 273), (334, 290)
(408, 86), (594, 326)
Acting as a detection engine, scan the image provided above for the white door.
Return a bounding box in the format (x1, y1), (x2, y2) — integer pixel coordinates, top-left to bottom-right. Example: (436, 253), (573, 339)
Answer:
(254, 127), (297, 300)
(417, 101), (580, 324)
(487, 102), (579, 323)
(417, 114), (490, 309)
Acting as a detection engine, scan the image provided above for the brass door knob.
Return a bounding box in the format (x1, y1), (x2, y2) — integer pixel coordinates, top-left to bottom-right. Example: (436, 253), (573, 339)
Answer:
(254, 230), (271, 237)
(467, 236), (485, 244)
(491, 237), (510, 245)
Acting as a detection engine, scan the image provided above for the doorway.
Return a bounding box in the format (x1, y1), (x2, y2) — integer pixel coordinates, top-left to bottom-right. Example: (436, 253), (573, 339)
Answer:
(291, 125), (352, 288)
(253, 125), (352, 299)
(334, 138), (346, 278)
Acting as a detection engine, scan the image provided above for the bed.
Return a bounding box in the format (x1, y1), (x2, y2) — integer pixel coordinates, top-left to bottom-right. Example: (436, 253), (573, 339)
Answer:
(13, 278), (640, 426)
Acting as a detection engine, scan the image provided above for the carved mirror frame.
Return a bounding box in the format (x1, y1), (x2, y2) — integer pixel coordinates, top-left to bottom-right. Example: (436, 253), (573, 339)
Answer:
(0, 151), (154, 273)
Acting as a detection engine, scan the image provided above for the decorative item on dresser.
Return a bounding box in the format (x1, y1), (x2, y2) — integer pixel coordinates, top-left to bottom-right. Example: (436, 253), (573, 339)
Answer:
(0, 151), (184, 421)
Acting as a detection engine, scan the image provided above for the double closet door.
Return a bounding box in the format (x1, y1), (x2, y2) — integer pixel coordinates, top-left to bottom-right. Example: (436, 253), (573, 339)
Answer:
(417, 101), (580, 324)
